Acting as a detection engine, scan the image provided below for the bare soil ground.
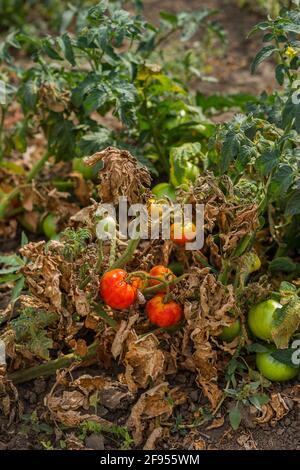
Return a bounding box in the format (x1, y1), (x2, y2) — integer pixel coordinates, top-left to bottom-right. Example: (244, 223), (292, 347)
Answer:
(144, 0), (276, 96)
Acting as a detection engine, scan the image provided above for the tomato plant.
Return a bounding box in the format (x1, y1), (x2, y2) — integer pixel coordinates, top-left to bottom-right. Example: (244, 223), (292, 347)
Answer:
(248, 299), (282, 342)
(256, 348), (300, 382)
(99, 269), (137, 310)
(146, 293), (183, 328)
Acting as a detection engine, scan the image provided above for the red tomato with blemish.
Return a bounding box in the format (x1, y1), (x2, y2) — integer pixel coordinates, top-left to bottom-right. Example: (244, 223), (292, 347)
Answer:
(99, 269), (137, 310)
(146, 293), (183, 328)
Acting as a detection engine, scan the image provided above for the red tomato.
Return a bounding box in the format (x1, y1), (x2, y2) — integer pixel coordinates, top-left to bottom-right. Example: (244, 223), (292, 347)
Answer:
(99, 269), (137, 310)
(170, 221), (196, 245)
(149, 265), (176, 293)
(146, 294), (183, 328)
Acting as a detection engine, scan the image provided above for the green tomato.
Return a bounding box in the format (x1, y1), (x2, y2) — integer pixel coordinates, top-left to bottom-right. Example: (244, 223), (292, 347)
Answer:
(248, 299), (282, 342)
(168, 261), (185, 276)
(256, 349), (299, 382)
(72, 158), (95, 180)
(248, 253), (261, 273)
(219, 319), (241, 342)
(170, 162), (200, 187)
(42, 213), (58, 239)
(152, 183), (176, 201)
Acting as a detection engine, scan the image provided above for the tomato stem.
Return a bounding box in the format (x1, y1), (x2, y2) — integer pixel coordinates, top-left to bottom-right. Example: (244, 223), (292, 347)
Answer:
(110, 237), (140, 269)
(8, 340), (99, 384)
(143, 273), (189, 297)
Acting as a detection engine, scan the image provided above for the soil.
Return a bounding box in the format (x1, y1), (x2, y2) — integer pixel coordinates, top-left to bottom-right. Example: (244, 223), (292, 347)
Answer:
(0, 0), (299, 453)
(0, 368), (299, 450)
(144, 0), (276, 97)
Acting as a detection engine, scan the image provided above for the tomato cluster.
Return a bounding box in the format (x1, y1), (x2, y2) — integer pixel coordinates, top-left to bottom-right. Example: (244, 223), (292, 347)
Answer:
(248, 298), (300, 381)
(99, 264), (183, 327)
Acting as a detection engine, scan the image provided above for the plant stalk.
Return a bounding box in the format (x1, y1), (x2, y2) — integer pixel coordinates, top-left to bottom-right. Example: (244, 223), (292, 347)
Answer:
(8, 341), (98, 384)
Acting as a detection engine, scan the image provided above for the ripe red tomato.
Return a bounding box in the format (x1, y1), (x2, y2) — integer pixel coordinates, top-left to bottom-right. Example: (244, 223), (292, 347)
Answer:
(149, 265), (176, 292)
(99, 269), (137, 310)
(146, 294), (183, 328)
(170, 221), (196, 245)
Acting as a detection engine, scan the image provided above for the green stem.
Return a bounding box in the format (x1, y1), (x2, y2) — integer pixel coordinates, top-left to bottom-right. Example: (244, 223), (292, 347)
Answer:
(26, 151), (50, 182)
(95, 240), (104, 273)
(108, 234), (117, 268)
(0, 185), (27, 219)
(110, 237), (140, 270)
(8, 341), (98, 384)
(143, 273), (189, 298)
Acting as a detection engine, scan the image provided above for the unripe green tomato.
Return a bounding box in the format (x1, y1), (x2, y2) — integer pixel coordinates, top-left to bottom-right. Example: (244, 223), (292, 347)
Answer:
(248, 299), (282, 342)
(168, 261), (185, 276)
(256, 349), (300, 382)
(219, 319), (241, 342)
(72, 158), (95, 180)
(42, 213), (58, 239)
(248, 253), (261, 273)
(152, 183), (176, 201)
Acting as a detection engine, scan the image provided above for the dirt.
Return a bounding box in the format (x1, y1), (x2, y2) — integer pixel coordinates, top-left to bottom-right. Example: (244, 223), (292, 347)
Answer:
(144, 0), (276, 96)
(0, 367), (299, 450)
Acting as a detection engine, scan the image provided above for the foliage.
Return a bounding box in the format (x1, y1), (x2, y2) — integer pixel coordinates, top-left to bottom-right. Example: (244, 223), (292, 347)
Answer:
(0, 0), (222, 181)
(212, 3), (300, 257)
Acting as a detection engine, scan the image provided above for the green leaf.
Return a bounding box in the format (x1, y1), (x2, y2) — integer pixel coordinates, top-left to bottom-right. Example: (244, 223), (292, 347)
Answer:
(0, 273), (23, 284)
(0, 266), (21, 275)
(21, 81), (38, 111)
(269, 257), (299, 273)
(285, 190), (300, 216)
(0, 255), (24, 267)
(11, 276), (25, 301)
(87, 1), (108, 21)
(249, 393), (269, 410)
(279, 281), (297, 296)
(269, 165), (294, 198)
(251, 45), (277, 74)
(281, 22), (300, 34)
(229, 406), (242, 431)
(255, 148), (279, 176)
(57, 33), (76, 66)
(271, 348), (299, 368)
(21, 231), (28, 247)
(79, 129), (113, 156)
(42, 39), (63, 61)
(247, 343), (270, 353)
(159, 11), (178, 27)
(275, 63), (285, 86)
